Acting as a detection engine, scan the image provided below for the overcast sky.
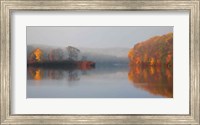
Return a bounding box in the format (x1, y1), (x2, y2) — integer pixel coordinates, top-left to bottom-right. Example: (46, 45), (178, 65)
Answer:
(27, 26), (173, 49)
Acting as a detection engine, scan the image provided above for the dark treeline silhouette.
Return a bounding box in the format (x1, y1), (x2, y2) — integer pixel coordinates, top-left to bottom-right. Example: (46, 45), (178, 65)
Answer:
(27, 60), (77, 69)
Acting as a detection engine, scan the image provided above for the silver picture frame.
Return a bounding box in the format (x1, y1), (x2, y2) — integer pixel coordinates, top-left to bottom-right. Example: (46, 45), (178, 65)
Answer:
(0, 0), (199, 124)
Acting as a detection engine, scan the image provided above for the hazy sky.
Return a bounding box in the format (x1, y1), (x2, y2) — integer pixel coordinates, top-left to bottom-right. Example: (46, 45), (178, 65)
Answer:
(27, 26), (173, 49)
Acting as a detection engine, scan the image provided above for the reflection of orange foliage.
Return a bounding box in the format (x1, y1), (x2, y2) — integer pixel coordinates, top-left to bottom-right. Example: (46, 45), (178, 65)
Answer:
(135, 66), (141, 74)
(128, 65), (173, 98)
(28, 67), (44, 81)
(165, 68), (172, 85)
(128, 69), (134, 81)
(33, 48), (43, 62)
(156, 59), (161, 66)
(149, 66), (155, 75)
(27, 67), (81, 81)
(34, 69), (42, 80)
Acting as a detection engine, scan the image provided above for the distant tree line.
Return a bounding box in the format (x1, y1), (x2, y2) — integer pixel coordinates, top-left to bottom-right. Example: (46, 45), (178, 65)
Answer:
(27, 46), (81, 64)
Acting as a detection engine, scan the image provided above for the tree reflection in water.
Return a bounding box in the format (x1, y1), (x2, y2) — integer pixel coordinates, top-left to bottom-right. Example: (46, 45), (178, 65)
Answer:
(27, 67), (81, 81)
(128, 65), (173, 98)
(27, 65), (173, 98)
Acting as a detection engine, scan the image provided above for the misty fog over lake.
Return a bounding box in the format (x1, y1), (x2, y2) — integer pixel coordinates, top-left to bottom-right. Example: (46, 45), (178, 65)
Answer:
(27, 26), (173, 98)
(27, 47), (172, 98)
(27, 65), (164, 98)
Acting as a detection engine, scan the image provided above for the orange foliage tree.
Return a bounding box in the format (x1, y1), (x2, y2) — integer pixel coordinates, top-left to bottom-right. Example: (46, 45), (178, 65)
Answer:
(128, 32), (173, 67)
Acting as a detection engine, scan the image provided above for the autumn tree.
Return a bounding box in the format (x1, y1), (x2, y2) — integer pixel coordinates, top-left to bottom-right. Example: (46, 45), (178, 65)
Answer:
(128, 32), (173, 67)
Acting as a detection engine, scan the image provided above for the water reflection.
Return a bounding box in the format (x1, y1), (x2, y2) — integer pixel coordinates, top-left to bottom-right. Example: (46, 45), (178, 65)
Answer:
(27, 65), (173, 98)
(27, 67), (81, 81)
(27, 65), (129, 81)
(128, 65), (173, 98)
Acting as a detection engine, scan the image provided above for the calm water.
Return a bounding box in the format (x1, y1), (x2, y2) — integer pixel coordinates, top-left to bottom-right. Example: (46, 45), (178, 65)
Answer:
(27, 64), (173, 98)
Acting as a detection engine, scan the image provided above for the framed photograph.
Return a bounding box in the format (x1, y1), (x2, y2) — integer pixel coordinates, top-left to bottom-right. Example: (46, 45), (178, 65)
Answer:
(0, 0), (199, 124)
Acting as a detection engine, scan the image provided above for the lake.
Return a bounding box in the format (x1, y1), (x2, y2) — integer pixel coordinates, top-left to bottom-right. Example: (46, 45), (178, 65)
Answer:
(27, 64), (173, 98)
